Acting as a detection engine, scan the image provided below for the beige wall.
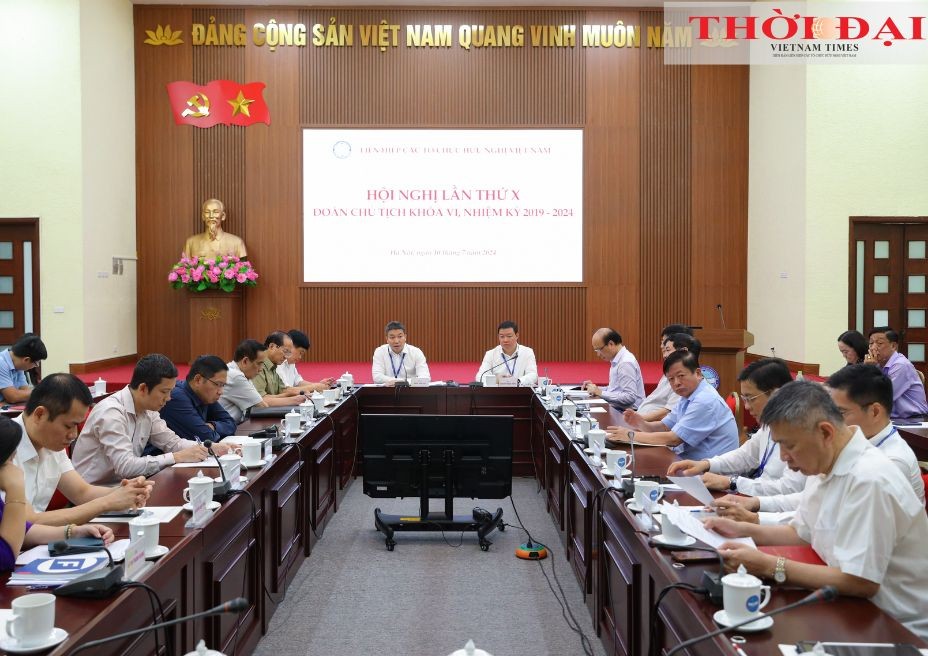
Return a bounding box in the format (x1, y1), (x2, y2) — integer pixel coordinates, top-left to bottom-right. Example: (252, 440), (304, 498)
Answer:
(749, 64), (928, 376)
(0, 0), (135, 374)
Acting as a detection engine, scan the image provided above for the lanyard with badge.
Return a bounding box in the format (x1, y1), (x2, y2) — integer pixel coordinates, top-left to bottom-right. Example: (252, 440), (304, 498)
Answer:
(501, 351), (516, 376)
(750, 436), (777, 479)
(390, 352), (406, 378)
(874, 426), (897, 448)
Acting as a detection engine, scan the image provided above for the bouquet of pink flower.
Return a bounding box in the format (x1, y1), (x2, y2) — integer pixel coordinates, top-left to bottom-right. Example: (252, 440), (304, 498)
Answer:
(167, 254), (259, 292)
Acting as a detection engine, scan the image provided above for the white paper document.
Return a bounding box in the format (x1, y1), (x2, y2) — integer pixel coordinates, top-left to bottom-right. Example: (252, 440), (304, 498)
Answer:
(573, 398), (609, 406)
(667, 475), (717, 507)
(661, 502), (755, 549)
(588, 407), (608, 414)
(91, 506), (183, 524)
(172, 460), (220, 468)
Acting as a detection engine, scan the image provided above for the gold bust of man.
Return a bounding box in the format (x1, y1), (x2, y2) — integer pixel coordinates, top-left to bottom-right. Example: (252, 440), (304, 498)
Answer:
(183, 198), (247, 260)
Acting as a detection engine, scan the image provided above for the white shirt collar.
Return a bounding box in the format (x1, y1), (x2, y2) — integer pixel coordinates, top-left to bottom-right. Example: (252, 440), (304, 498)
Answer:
(13, 414), (39, 464)
(388, 345), (409, 357)
(824, 427), (868, 480)
(867, 422), (894, 444)
(611, 346), (625, 364)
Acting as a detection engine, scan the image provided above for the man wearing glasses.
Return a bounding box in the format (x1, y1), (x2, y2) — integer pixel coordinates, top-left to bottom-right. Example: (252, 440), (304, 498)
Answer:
(251, 331), (309, 405)
(159, 355), (237, 443)
(581, 328), (645, 410)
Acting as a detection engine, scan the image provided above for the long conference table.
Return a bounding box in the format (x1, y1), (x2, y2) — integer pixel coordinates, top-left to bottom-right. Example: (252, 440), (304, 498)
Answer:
(1, 386), (924, 655)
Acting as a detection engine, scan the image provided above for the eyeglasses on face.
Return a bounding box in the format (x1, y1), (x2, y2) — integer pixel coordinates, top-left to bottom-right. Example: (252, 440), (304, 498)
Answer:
(205, 377), (226, 389)
(739, 390), (769, 403)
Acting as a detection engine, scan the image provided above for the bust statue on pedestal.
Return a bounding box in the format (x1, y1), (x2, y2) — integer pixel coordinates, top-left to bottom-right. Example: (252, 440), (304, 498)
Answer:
(183, 198), (247, 260)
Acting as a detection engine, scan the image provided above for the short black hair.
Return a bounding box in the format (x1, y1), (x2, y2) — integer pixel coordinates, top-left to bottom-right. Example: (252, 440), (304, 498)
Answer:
(187, 355), (228, 383)
(661, 323), (693, 341)
(667, 333), (702, 359)
(599, 328), (622, 346)
(498, 321), (519, 333)
(761, 380), (844, 430)
(25, 373), (93, 420)
(234, 339), (266, 363)
(264, 331), (288, 349)
(838, 330), (868, 363)
(288, 329), (311, 350)
(827, 363), (894, 416)
(0, 416), (23, 466)
(738, 358), (792, 393)
(11, 333), (47, 362)
(868, 326), (900, 343)
(130, 354), (178, 390)
(662, 349), (699, 375)
(385, 321), (406, 334)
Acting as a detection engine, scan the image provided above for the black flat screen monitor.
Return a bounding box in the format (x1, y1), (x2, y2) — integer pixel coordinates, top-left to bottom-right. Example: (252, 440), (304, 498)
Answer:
(362, 414), (512, 500)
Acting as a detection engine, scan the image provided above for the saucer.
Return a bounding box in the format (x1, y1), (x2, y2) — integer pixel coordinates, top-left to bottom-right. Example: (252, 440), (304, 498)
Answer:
(712, 610), (773, 632)
(600, 466), (632, 478)
(0, 628), (69, 654)
(214, 475), (248, 484)
(624, 499), (662, 514)
(243, 459), (267, 469)
(144, 545), (170, 560)
(183, 500), (220, 512)
(652, 534), (696, 547)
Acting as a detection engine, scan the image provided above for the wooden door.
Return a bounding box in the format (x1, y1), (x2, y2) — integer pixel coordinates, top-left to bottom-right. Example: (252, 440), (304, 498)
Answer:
(0, 219), (40, 352)
(850, 219), (928, 374)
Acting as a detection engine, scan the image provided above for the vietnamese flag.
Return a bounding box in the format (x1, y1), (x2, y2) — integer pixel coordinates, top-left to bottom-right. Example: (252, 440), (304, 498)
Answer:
(166, 80), (270, 128)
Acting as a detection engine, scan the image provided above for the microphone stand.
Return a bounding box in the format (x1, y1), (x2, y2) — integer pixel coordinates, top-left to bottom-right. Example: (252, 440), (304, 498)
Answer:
(67, 598), (249, 655)
(203, 440), (231, 501)
(664, 587), (838, 656)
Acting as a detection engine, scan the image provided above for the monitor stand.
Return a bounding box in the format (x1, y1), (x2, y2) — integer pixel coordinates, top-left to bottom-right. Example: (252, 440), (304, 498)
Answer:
(373, 449), (504, 551)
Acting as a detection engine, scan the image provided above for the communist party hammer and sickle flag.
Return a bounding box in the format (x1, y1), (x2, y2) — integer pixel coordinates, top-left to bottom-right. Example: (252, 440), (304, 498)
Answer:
(166, 80), (270, 128)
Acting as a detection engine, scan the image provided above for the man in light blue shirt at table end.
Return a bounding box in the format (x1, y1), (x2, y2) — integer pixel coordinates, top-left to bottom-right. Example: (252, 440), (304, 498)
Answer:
(0, 333), (47, 404)
(606, 349), (739, 460)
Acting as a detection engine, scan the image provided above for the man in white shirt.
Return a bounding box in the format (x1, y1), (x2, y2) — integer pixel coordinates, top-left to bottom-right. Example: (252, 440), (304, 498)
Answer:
(73, 354), (208, 485)
(276, 329), (335, 393)
(474, 321), (537, 386)
(705, 381), (928, 641)
(582, 328), (645, 410)
(11, 373), (153, 526)
(712, 363), (926, 523)
(372, 321), (430, 385)
(219, 340), (270, 423)
(636, 331), (699, 420)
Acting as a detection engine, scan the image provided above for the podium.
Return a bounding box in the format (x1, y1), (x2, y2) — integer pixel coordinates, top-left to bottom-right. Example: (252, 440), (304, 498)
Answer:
(187, 290), (244, 363)
(694, 328), (754, 401)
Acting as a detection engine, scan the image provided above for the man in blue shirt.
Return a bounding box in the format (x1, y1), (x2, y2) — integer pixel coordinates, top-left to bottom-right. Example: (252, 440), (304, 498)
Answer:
(158, 355), (236, 445)
(0, 333), (47, 404)
(606, 350), (739, 460)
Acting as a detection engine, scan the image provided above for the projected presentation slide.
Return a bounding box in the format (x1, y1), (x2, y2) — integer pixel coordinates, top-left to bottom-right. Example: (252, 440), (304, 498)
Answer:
(302, 129), (583, 283)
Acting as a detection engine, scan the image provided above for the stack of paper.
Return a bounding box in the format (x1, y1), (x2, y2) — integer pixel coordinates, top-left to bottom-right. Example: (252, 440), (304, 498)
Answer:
(8, 555), (108, 586)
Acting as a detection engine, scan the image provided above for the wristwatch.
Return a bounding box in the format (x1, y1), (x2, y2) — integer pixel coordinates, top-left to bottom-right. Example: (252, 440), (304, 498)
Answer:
(773, 556), (787, 583)
(729, 476), (739, 492)
(627, 431), (635, 441)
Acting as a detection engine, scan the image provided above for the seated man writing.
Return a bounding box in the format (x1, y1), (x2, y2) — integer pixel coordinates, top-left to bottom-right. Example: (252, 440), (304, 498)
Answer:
(607, 350), (738, 460)
(276, 329), (335, 394)
(705, 381), (928, 641)
(9, 374), (153, 525)
(159, 356), (237, 444)
(252, 332), (309, 405)
(220, 339), (273, 422)
(72, 354), (210, 485)
(0, 416), (113, 570)
(582, 328), (644, 411)
(0, 333), (47, 404)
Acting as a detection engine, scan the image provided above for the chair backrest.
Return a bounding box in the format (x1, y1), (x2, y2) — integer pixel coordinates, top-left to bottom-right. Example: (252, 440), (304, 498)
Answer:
(922, 473), (928, 512)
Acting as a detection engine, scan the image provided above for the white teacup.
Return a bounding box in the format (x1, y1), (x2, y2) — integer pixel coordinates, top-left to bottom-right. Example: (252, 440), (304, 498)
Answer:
(536, 376), (550, 389)
(339, 377), (351, 393)
(323, 388), (339, 405)
(587, 428), (607, 453)
(183, 473), (214, 508)
(284, 410), (301, 433)
(128, 516), (161, 558)
(661, 514), (686, 543)
(5, 593), (56, 648)
(634, 480), (663, 509)
(219, 453), (242, 485)
(722, 565), (771, 623)
(299, 401), (314, 422)
(577, 417), (592, 438)
(562, 402), (577, 420)
(604, 449), (633, 474)
(93, 378), (107, 396)
(241, 440), (263, 467)
(311, 393), (325, 413)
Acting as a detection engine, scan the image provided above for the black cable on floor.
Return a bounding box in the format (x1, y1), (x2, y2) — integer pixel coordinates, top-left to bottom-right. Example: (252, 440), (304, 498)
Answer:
(121, 581), (170, 656)
(648, 583), (708, 656)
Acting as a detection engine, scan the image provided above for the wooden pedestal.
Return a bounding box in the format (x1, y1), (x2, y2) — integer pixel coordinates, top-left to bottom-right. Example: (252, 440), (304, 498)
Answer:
(188, 290), (244, 363)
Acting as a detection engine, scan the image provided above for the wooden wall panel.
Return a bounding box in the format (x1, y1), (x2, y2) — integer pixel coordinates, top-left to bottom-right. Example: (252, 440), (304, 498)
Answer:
(638, 11), (692, 359)
(135, 6), (749, 365)
(299, 286), (585, 361)
(583, 10), (642, 355)
(136, 6), (194, 362)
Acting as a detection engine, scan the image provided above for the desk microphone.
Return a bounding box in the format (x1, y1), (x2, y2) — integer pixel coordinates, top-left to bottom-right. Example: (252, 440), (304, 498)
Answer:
(472, 353), (518, 387)
(664, 586), (838, 656)
(67, 597), (249, 655)
(203, 440), (231, 501)
(53, 545), (122, 599)
(716, 303), (727, 329)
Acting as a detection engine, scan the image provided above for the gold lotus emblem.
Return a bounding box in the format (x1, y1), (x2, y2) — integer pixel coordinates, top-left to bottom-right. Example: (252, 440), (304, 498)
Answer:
(699, 27), (738, 48)
(201, 307), (222, 321)
(144, 25), (184, 46)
